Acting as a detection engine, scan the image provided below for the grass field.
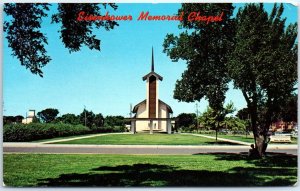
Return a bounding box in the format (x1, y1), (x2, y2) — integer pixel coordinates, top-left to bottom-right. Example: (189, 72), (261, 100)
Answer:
(203, 134), (298, 144)
(31, 133), (99, 143)
(3, 153), (297, 187)
(214, 134), (255, 143)
(52, 133), (238, 145)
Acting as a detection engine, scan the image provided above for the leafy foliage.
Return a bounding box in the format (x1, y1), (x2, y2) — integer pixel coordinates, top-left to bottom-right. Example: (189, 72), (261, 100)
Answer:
(4, 3), (51, 77)
(164, 3), (297, 156)
(199, 102), (235, 140)
(55, 113), (80, 125)
(37, 108), (59, 123)
(52, 3), (118, 52)
(3, 115), (24, 125)
(163, 3), (235, 111)
(78, 109), (105, 128)
(104, 115), (125, 127)
(3, 123), (90, 142)
(176, 113), (197, 128)
(276, 93), (297, 123)
(4, 3), (118, 77)
(229, 3), (297, 156)
(79, 109), (96, 128)
(200, 102), (235, 130)
(94, 113), (105, 127)
(221, 117), (247, 132)
(236, 108), (250, 120)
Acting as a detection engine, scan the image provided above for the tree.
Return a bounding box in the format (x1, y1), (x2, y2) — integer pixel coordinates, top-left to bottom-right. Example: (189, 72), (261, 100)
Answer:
(229, 3), (297, 157)
(15, 115), (24, 123)
(176, 113), (197, 131)
(163, 3), (235, 133)
(104, 115), (125, 127)
(94, 113), (105, 127)
(37, 108), (59, 123)
(4, 3), (118, 77)
(163, 3), (297, 157)
(56, 113), (80, 125)
(3, 115), (24, 125)
(221, 117), (247, 134)
(200, 102), (235, 141)
(277, 93), (297, 123)
(236, 108), (252, 132)
(79, 109), (96, 128)
(236, 108), (250, 120)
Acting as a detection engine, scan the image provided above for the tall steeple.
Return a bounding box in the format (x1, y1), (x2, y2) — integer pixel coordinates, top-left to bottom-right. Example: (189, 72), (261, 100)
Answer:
(142, 47), (163, 81)
(151, 47), (154, 72)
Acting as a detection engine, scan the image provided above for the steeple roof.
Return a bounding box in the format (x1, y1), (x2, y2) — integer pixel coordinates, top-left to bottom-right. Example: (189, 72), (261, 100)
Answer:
(142, 47), (163, 81)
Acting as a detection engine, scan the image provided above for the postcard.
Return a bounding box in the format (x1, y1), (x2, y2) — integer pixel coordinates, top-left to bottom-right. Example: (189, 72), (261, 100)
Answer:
(2, 1), (298, 187)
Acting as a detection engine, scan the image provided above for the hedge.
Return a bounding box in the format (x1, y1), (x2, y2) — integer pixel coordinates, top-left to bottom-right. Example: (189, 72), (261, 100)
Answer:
(3, 123), (90, 142)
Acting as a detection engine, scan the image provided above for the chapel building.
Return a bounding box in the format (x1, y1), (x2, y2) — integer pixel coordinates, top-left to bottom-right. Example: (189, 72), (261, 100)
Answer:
(131, 48), (173, 133)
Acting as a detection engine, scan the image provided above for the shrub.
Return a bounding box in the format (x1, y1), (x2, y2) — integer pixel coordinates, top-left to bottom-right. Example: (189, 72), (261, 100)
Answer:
(90, 125), (126, 133)
(3, 123), (90, 142)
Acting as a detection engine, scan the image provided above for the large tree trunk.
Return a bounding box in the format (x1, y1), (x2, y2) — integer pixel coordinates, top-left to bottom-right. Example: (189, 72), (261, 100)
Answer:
(254, 134), (268, 157)
(215, 122), (219, 142)
(252, 112), (272, 158)
(241, 90), (270, 158)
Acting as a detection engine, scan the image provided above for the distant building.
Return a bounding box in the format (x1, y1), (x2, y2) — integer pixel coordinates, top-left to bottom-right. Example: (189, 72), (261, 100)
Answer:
(22, 110), (35, 124)
(270, 120), (297, 132)
(131, 48), (173, 133)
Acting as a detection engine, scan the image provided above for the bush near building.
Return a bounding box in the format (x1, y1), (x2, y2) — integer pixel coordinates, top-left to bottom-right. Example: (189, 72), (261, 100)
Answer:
(3, 123), (91, 142)
(3, 122), (126, 142)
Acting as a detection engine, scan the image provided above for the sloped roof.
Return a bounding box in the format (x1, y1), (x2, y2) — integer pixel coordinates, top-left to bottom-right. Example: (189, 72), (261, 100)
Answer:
(132, 99), (173, 114)
(159, 99), (173, 113)
(142, 72), (163, 81)
(132, 100), (146, 113)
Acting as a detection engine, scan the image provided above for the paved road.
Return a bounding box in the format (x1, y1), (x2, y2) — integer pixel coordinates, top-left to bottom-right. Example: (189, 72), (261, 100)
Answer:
(3, 143), (297, 155)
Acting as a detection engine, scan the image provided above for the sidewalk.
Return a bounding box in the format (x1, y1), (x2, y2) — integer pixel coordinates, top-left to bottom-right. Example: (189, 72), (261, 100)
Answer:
(39, 132), (131, 144)
(185, 133), (298, 149)
(186, 133), (252, 146)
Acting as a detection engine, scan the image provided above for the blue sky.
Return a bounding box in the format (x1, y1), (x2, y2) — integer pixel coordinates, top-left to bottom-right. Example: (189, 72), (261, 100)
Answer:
(3, 3), (298, 117)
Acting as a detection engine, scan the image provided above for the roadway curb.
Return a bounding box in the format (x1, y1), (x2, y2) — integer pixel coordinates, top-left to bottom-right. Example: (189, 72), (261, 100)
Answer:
(3, 143), (297, 150)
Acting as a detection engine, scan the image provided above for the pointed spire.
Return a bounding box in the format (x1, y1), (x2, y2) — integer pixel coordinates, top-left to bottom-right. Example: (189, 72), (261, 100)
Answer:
(151, 47), (154, 72)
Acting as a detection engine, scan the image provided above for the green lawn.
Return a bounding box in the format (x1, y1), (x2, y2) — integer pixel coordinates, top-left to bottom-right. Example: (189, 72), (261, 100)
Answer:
(4, 153), (297, 187)
(215, 134), (255, 143)
(203, 134), (298, 144)
(31, 133), (99, 143)
(52, 133), (238, 145)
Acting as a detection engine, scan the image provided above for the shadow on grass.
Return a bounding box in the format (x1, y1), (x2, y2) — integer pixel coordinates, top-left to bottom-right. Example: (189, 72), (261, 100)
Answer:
(203, 152), (298, 168)
(37, 154), (297, 187)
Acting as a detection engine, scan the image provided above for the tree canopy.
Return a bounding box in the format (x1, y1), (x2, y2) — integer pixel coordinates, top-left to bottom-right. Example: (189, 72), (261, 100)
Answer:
(200, 102), (235, 140)
(4, 3), (118, 77)
(163, 3), (235, 112)
(176, 113), (197, 129)
(163, 3), (297, 157)
(230, 4), (297, 156)
(37, 108), (59, 123)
